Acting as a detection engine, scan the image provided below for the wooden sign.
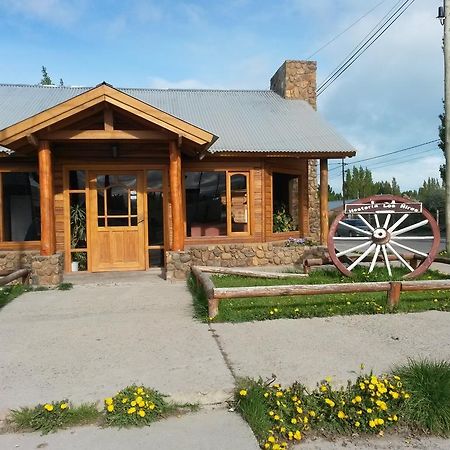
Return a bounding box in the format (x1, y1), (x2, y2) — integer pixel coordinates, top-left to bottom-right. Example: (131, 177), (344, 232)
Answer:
(344, 201), (422, 215)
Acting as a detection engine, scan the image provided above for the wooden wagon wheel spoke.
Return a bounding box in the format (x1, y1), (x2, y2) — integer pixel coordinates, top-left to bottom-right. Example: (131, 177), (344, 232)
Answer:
(357, 214), (374, 231)
(390, 240), (428, 257)
(328, 195), (440, 279)
(381, 244), (392, 277)
(386, 243), (414, 272)
(391, 219), (429, 237)
(368, 244), (381, 273)
(337, 220), (372, 236)
(388, 214), (409, 232)
(336, 240), (372, 258)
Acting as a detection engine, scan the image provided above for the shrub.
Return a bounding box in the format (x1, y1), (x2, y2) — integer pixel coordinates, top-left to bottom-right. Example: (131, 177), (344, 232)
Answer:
(394, 359), (450, 436)
(104, 385), (172, 427)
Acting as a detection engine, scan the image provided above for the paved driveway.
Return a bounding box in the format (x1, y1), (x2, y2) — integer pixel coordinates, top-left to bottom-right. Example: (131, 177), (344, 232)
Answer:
(0, 273), (234, 415)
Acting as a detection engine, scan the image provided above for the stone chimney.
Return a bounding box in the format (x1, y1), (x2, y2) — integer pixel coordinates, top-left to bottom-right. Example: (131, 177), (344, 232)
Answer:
(270, 60), (317, 110)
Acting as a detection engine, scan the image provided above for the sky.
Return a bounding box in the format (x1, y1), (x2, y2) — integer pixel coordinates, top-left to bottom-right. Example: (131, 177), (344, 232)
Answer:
(0, 0), (445, 192)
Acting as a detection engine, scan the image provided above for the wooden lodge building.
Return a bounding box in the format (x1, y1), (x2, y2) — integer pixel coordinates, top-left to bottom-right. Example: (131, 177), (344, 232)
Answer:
(0, 60), (355, 283)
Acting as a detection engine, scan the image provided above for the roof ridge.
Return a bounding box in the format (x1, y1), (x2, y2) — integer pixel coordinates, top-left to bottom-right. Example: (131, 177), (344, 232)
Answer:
(0, 83), (274, 94)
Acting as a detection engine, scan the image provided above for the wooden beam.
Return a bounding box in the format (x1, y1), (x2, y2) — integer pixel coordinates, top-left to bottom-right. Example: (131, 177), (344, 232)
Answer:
(40, 130), (170, 141)
(169, 140), (184, 251)
(320, 158), (329, 245)
(26, 134), (39, 147)
(38, 140), (56, 256)
(104, 105), (114, 131)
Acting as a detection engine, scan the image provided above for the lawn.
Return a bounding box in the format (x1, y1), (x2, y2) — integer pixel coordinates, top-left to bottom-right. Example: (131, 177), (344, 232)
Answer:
(189, 267), (450, 322)
(0, 284), (30, 310)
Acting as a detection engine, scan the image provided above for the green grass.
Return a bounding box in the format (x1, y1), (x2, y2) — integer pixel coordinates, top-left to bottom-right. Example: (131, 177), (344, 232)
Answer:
(189, 267), (450, 322)
(0, 284), (31, 310)
(394, 359), (450, 436)
(57, 282), (73, 291)
(8, 402), (102, 434)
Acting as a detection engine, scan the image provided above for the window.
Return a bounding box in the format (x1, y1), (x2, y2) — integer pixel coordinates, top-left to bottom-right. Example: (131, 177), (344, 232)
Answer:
(1, 172), (40, 241)
(185, 171), (250, 238)
(147, 170), (165, 267)
(272, 172), (299, 233)
(68, 170), (88, 271)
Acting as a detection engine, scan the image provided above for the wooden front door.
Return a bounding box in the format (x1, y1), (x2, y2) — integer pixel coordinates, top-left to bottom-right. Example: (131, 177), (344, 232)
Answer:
(89, 171), (145, 271)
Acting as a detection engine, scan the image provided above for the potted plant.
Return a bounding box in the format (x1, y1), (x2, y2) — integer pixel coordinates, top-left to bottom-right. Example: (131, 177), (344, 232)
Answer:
(70, 204), (86, 271)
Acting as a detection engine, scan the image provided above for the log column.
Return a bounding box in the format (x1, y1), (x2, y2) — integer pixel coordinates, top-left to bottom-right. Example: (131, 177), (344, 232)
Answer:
(38, 140), (56, 256)
(319, 158), (329, 245)
(169, 140), (184, 251)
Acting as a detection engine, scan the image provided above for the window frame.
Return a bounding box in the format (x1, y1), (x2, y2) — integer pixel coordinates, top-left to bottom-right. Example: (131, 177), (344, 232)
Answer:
(183, 168), (252, 240)
(0, 168), (41, 247)
(270, 168), (302, 237)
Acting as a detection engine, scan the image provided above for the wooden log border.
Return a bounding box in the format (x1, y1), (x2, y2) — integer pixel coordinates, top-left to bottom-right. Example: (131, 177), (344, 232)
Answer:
(191, 266), (450, 319)
(0, 269), (30, 286)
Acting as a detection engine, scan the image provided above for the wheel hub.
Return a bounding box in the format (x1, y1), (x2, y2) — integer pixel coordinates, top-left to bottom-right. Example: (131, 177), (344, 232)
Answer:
(372, 227), (390, 244)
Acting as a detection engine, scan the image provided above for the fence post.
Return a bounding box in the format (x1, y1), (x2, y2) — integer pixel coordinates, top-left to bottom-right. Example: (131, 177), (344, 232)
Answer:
(387, 281), (401, 310)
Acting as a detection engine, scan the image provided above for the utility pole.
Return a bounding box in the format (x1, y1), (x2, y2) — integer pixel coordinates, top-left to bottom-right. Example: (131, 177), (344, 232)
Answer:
(341, 158), (345, 210)
(439, 2), (450, 252)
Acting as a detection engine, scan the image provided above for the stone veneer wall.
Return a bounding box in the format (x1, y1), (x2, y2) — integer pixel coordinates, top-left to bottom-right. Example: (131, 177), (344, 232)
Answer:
(0, 251), (64, 285)
(270, 60), (317, 109)
(166, 243), (327, 280)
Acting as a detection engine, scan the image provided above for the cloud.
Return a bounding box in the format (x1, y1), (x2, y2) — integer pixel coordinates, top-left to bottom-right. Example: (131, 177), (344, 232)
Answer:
(0, 0), (86, 26)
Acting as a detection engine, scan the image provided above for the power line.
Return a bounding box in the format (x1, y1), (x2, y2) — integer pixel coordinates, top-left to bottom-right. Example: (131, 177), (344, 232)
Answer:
(328, 139), (439, 174)
(346, 139), (438, 165)
(317, 0), (408, 95)
(307, 0), (388, 59)
(317, 0), (416, 96)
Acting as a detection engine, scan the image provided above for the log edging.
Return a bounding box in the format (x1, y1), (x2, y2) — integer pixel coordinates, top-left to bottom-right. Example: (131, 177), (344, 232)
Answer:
(191, 266), (450, 319)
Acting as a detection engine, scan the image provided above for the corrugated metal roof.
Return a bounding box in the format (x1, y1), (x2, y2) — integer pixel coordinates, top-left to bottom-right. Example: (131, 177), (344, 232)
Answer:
(0, 84), (355, 154)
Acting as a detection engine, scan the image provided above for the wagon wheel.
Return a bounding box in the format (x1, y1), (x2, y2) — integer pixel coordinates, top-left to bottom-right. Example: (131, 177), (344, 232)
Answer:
(328, 195), (440, 279)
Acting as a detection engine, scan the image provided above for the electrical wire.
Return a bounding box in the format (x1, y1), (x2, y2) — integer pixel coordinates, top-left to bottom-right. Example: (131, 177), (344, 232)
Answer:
(317, 0), (416, 96)
(307, 0), (388, 59)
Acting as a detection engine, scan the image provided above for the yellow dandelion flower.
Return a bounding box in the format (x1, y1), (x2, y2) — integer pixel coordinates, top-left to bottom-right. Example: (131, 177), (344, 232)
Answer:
(296, 407), (303, 414)
(264, 392), (269, 398)
(275, 391), (283, 397)
(131, 401), (137, 407)
(367, 408), (373, 413)
(404, 393), (410, 399)
(291, 395), (298, 402)
(60, 403), (69, 410)
(325, 398), (335, 407)
(359, 383), (365, 390)
(293, 430), (302, 441)
(44, 404), (54, 412)
(137, 387), (144, 394)
(369, 420), (376, 428)
(138, 410), (146, 417)
(122, 398), (128, 404)
(239, 389), (247, 397)
(105, 398), (113, 406)
(273, 445), (281, 450)
(303, 416), (309, 424)
(264, 444), (270, 449)
(268, 436), (275, 443)
(269, 411), (274, 416)
(309, 410), (316, 417)
(136, 396), (143, 403)
(320, 385), (327, 392)
(390, 391), (399, 399)
(280, 426), (286, 432)
(368, 384), (375, 390)
(355, 421), (361, 427)
(377, 418), (384, 425)
(337, 411), (346, 419)
(127, 407), (136, 414)
(274, 415), (280, 421)
(393, 415), (398, 421)
(107, 404), (114, 412)
(138, 401), (145, 408)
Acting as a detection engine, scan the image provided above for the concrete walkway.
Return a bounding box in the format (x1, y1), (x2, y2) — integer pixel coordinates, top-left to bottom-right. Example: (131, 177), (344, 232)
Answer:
(1, 269), (450, 449)
(0, 273), (234, 412)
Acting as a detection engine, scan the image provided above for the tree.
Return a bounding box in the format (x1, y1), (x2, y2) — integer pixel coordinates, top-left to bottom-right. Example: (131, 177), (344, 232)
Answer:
(417, 177), (445, 214)
(39, 67), (64, 86)
(40, 66), (52, 85)
(328, 185), (342, 201)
